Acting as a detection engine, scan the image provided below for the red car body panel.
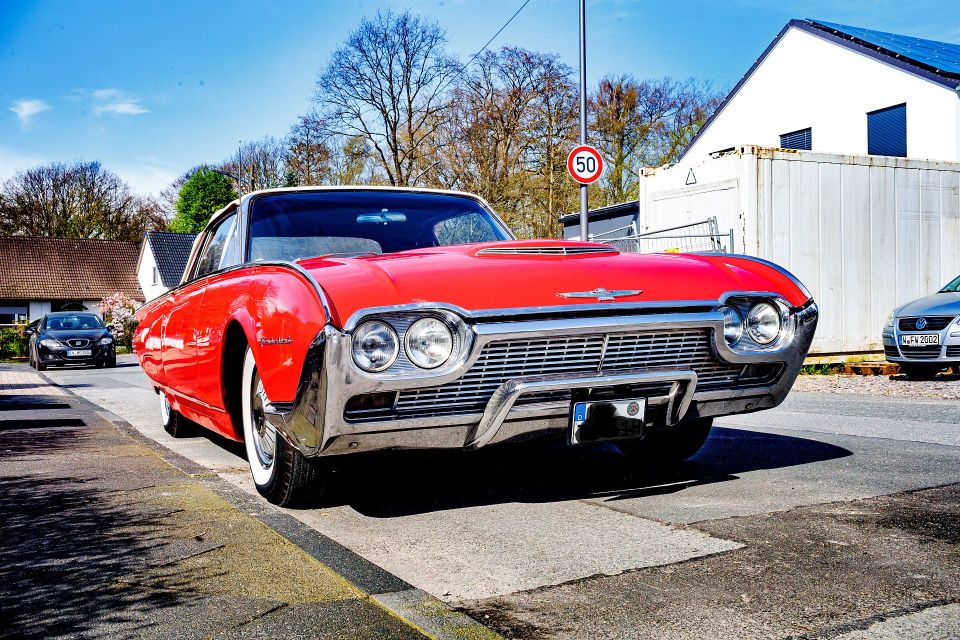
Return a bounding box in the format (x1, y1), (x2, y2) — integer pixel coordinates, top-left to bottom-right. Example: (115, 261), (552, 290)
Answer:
(135, 265), (329, 441)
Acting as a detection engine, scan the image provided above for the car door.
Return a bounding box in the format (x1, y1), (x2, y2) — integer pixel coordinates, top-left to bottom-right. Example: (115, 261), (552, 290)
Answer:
(161, 214), (236, 409)
(191, 211), (242, 413)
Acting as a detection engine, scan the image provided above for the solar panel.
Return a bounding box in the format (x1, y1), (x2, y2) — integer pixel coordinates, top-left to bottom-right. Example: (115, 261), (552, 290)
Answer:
(810, 19), (960, 76)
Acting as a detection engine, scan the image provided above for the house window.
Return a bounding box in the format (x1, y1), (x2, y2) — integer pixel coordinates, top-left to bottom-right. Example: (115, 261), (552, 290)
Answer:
(867, 103), (906, 157)
(152, 267), (159, 285)
(780, 128), (812, 151)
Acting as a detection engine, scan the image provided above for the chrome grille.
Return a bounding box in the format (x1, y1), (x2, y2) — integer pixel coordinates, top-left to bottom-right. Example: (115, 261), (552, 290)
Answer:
(348, 329), (745, 421)
(67, 339), (91, 348)
(946, 346), (960, 357)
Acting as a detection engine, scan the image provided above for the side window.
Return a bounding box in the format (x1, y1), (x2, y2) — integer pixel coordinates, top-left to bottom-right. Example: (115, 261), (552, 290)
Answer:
(218, 215), (242, 269)
(195, 213), (238, 278)
(434, 212), (499, 246)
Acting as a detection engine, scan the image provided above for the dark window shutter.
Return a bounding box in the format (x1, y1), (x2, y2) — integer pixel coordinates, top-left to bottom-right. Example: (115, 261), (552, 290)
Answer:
(867, 104), (907, 157)
(780, 128), (812, 150)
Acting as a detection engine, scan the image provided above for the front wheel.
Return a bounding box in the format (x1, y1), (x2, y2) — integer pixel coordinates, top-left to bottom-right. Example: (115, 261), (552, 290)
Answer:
(241, 347), (329, 507)
(618, 418), (714, 462)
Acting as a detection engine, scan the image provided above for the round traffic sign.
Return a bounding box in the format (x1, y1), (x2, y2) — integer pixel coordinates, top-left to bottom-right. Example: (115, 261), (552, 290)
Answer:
(567, 145), (604, 184)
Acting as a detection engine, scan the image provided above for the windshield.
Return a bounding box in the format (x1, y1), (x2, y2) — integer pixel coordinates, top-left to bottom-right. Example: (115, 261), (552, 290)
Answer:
(247, 191), (513, 262)
(941, 274), (960, 293)
(46, 314), (104, 330)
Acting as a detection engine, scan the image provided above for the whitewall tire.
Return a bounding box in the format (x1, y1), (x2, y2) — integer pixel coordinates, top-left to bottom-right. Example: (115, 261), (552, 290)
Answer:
(240, 347), (329, 506)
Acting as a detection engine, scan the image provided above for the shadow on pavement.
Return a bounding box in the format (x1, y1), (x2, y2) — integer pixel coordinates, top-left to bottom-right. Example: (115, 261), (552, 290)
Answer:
(0, 419), (209, 639)
(332, 427), (852, 518)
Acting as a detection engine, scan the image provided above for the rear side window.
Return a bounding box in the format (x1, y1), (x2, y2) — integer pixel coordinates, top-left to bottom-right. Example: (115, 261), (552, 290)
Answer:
(867, 104), (906, 157)
(195, 212), (238, 278)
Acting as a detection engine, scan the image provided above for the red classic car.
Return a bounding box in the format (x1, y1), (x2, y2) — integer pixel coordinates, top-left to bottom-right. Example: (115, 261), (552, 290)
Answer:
(134, 187), (818, 505)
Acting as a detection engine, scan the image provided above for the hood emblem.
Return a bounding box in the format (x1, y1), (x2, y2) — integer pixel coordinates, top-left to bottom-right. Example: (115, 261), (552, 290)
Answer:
(558, 288), (642, 302)
(915, 318), (928, 330)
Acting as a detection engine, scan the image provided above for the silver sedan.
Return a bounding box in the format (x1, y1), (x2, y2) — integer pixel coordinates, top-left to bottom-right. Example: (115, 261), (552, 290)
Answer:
(882, 273), (960, 377)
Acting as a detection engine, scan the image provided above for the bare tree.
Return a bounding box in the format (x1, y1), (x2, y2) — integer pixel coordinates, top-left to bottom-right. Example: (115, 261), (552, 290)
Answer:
(0, 161), (165, 241)
(313, 10), (460, 186)
(592, 75), (643, 204)
(221, 137), (289, 194)
(286, 111), (333, 186)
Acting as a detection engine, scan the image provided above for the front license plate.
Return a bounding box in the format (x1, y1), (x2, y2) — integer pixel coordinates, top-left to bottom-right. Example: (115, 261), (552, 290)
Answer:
(571, 398), (646, 444)
(900, 334), (940, 347)
(67, 349), (92, 357)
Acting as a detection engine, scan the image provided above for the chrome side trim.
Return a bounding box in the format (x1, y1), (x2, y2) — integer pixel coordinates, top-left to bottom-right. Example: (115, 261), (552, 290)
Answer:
(466, 370), (697, 449)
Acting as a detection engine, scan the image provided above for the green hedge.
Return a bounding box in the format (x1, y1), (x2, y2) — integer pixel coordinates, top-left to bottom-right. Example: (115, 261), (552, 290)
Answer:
(0, 325), (28, 360)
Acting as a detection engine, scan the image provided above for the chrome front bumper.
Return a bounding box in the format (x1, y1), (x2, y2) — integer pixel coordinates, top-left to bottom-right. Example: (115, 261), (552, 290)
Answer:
(265, 300), (819, 457)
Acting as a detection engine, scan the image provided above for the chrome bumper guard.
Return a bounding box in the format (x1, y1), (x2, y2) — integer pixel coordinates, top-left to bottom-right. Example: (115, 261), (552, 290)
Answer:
(264, 300), (819, 458)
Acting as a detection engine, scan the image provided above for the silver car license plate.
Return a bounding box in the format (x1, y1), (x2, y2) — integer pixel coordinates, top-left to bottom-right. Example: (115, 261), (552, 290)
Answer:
(67, 349), (92, 357)
(571, 398), (646, 444)
(900, 334), (940, 346)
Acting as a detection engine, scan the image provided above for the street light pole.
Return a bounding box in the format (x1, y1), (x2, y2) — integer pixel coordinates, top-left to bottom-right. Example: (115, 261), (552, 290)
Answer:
(578, 0), (589, 241)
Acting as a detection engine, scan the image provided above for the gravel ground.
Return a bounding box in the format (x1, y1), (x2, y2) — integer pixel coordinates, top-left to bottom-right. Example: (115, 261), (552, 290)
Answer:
(795, 372), (960, 400)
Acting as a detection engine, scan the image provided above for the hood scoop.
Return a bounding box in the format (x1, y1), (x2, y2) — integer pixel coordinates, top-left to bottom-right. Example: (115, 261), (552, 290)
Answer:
(476, 244), (618, 256)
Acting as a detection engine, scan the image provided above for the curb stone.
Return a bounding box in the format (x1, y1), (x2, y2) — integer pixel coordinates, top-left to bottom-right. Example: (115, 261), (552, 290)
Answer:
(38, 370), (503, 640)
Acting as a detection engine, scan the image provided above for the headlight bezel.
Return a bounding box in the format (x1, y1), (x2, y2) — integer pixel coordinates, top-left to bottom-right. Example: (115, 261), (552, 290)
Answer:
(349, 310), (469, 376)
(717, 294), (795, 353)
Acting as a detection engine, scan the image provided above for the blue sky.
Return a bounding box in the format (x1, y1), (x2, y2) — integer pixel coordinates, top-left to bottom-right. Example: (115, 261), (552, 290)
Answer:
(2, 0), (958, 196)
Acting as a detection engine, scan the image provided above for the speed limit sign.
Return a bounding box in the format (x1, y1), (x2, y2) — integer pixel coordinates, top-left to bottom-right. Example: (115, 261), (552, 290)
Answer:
(567, 145), (604, 184)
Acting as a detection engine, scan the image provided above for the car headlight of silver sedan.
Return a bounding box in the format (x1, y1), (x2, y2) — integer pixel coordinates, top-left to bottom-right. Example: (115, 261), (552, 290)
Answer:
(404, 317), (454, 369)
(352, 320), (399, 372)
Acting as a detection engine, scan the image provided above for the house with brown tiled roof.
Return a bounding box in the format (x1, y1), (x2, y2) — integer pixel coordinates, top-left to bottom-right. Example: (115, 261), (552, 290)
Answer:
(0, 236), (143, 324)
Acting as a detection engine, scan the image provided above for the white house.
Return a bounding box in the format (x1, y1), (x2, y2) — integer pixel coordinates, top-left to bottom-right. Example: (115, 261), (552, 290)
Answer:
(136, 231), (198, 302)
(682, 19), (960, 164)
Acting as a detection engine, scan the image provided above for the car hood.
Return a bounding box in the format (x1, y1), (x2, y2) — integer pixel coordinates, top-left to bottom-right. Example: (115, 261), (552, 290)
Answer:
(298, 240), (811, 326)
(45, 329), (110, 341)
(897, 292), (960, 318)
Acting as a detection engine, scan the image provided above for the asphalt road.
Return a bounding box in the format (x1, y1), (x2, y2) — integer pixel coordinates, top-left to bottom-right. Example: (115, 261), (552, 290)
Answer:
(40, 356), (960, 639)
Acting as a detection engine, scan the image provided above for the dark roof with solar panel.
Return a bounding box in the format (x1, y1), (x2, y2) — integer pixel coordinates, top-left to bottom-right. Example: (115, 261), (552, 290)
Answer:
(808, 19), (960, 80)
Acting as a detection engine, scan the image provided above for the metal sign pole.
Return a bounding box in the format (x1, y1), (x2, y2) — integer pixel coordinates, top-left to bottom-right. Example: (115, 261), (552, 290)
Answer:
(578, 0), (589, 241)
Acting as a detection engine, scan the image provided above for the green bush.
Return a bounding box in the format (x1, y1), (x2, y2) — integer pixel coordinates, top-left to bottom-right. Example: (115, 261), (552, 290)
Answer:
(0, 324), (28, 360)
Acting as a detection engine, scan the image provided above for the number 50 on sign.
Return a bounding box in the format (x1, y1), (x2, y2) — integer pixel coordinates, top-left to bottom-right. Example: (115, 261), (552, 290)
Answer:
(567, 145), (604, 185)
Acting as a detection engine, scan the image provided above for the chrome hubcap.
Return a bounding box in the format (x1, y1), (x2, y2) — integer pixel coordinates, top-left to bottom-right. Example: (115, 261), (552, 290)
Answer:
(250, 376), (275, 468)
(160, 393), (170, 423)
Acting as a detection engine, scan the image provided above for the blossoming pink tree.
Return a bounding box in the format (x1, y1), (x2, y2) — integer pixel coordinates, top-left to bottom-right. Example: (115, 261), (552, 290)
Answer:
(98, 292), (139, 348)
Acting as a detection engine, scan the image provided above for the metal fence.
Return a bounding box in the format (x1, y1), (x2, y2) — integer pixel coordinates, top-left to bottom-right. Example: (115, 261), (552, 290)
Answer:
(589, 217), (734, 254)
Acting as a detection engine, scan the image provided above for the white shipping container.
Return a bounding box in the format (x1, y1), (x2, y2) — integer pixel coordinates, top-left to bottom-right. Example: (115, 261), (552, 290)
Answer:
(637, 145), (960, 354)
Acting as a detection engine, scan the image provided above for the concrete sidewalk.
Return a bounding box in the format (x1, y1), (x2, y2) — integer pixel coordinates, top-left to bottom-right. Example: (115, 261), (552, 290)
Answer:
(0, 368), (436, 640)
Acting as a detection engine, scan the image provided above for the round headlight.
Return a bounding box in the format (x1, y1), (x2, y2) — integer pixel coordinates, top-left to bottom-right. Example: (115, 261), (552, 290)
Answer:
(718, 306), (744, 345)
(352, 321), (399, 372)
(746, 302), (782, 345)
(404, 317), (454, 369)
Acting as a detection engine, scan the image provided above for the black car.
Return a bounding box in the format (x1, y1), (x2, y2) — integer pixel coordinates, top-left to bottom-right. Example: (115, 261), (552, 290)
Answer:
(26, 311), (117, 370)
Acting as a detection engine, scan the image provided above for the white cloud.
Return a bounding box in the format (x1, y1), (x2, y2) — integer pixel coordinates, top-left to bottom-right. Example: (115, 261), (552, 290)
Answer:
(9, 99), (51, 126)
(91, 88), (149, 116)
(114, 164), (177, 197)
